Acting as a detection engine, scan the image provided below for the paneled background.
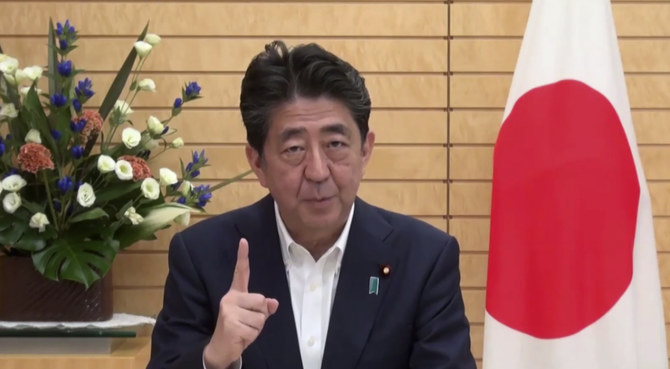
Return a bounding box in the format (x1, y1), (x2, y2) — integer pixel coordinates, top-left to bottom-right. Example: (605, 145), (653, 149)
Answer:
(2, 1), (670, 367)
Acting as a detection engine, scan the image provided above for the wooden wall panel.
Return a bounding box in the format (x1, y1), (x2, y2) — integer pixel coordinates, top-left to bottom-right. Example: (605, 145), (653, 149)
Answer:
(450, 218), (491, 252)
(2, 38), (448, 73)
(0, 3), (448, 36)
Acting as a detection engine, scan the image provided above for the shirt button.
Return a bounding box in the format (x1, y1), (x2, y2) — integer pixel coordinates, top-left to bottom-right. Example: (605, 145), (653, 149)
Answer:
(307, 337), (316, 346)
(310, 282), (318, 291)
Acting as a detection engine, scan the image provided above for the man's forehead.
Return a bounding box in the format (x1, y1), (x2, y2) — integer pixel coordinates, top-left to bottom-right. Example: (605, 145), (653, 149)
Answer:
(268, 98), (356, 134)
(273, 98), (351, 121)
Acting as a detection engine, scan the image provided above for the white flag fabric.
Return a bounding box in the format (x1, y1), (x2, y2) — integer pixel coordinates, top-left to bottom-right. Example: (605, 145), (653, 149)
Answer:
(483, 1), (668, 368)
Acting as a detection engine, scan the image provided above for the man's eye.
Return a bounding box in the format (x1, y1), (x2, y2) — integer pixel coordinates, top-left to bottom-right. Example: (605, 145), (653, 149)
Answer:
(285, 146), (303, 154)
(329, 141), (346, 148)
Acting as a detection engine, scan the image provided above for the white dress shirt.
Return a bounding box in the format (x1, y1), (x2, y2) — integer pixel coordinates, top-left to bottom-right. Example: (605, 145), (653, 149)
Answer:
(205, 201), (355, 369)
(275, 201), (354, 369)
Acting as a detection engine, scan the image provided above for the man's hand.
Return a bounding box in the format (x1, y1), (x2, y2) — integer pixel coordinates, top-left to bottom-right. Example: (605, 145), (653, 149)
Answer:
(204, 238), (279, 369)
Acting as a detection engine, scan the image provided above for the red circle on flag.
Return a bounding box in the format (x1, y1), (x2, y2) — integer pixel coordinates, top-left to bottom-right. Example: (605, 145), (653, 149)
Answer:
(486, 80), (639, 339)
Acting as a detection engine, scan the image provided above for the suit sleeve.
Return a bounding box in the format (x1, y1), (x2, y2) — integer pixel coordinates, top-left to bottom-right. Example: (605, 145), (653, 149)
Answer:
(147, 232), (216, 369)
(409, 236), (477, 369)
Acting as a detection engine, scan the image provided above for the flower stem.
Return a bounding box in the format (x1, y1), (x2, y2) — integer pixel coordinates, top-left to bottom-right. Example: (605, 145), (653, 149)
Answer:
(41, 171), (59, 233)
(105, 89), (139, 150)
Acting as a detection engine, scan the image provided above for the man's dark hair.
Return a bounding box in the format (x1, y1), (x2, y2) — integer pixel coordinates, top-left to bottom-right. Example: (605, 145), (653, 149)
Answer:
(239, 40), (371, 154)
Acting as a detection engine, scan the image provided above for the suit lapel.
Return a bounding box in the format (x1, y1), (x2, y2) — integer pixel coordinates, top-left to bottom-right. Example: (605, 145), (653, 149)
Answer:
(321, 198), (396, 369)
(238, 195), (303, 369)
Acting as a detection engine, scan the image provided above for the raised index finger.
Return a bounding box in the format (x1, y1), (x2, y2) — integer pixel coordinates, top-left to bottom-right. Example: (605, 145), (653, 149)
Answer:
(230, 238), (250, 292)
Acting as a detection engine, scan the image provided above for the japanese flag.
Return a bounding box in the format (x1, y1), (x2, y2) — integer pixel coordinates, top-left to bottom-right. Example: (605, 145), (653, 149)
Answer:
(483, 1), (668, 368)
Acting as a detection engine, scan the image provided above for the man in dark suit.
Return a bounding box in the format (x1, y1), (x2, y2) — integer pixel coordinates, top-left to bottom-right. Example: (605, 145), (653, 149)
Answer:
(147, 40), (476, 369)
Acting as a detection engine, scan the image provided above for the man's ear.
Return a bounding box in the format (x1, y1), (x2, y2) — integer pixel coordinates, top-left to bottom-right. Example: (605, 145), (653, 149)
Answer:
(245, 144), (268, 188)
(361, 131), (375, 166)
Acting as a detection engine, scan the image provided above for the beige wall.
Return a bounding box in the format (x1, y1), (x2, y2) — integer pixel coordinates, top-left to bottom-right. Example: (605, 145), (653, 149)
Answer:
(1, 1), (669, 367)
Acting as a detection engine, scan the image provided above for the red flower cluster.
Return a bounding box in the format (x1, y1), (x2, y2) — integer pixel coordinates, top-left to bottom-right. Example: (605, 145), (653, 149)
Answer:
(78, 110), (103, 142)
(17, 143), (55, 174)
(119, 155), (151, 181)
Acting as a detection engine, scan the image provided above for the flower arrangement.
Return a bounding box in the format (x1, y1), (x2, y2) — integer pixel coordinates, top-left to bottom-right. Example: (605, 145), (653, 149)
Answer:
(0, 20), (248, 287)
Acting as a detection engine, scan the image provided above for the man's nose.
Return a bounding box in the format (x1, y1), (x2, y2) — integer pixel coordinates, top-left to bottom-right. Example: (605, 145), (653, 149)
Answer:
(304, 149), (330, 182)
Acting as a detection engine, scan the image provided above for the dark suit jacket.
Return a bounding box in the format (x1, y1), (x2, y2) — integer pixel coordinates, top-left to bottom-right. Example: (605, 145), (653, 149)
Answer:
(147, 194), (476, 369)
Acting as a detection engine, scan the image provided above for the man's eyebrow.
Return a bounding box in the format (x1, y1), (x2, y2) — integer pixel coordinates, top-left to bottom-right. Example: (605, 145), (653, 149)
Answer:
(320, 123), (351, 137)
(279, 127), (307, 143)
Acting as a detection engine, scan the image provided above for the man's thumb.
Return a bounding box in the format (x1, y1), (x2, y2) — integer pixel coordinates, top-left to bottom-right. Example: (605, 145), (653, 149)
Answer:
(266, 298), (279, 315)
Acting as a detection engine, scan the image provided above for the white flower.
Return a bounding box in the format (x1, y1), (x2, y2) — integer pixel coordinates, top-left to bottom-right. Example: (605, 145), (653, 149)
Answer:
(21, 66), (43, 81)
(171, 137), (184, 148)
(174, 212), (190, 226)
(115, 160), (134, 181)
(113, 100), (133, 117)
(2, 174), (27, 192)
(0, 103), (18, 119)
(3, 73), (16, 85)
(24, 129), (41, 144)
(121, 127), (141, 149)
(145, 139), (159, 150)
(76, 183), (96, 207)
(15, 66), (42, 85)
(124, 206), (144, 225)
(133, 41), (152, 58)
(144, 33), (161, 46)
(146, 115), (164, 135)
(159, 168), (178, 186)
(179, 180), (192, 196)
(2, 192), (21, 214)
(0, 57), (18, 74)
(19, 86), (42, 97)
(14, 69), (28, 85)
(138, 78), (156, 92)
(97, 155), (116, 173)
(141, 178), (160, 200)
(29, 212), (50, 232)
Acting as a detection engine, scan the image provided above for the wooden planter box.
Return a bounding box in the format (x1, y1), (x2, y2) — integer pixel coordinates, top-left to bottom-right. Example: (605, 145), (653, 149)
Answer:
(0, 256), (113, 321)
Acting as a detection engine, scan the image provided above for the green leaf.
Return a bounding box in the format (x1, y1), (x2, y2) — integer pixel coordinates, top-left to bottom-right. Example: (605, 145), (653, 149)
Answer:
(70, 207), (108, 223)
(0, 216), (13, 232)
(14, 231), (47, 252)
(24, 86), (61, 159)
(22, 199), (45, 214)
(11, 90), (44, 145)
(32, 243), (65, 281)
(208, 169), (253, 192)
(86, 22), (148, 158)
(0, 220), (27, 245)
(117, 203), (193, 249)
(31, 238), (118, 288)
(97, 22), (149, 122)
(95, 181), (142, 203)
(47, 18), (58, 98)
